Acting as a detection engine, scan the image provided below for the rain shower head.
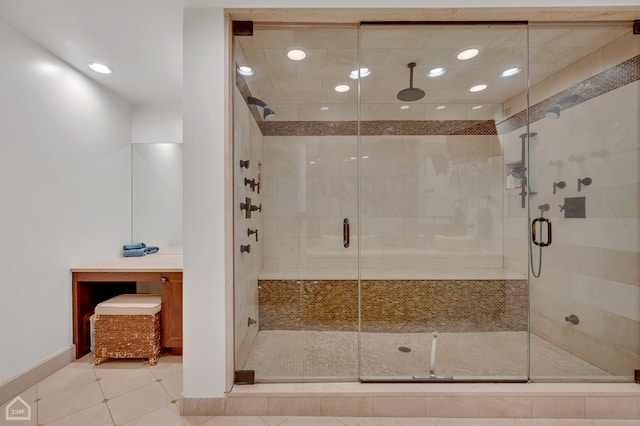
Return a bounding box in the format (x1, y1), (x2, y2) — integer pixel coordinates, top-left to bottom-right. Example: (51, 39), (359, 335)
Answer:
(397, 62), (425, 102)
(247, 96), (276, 120)
(544, 94), (580, 120)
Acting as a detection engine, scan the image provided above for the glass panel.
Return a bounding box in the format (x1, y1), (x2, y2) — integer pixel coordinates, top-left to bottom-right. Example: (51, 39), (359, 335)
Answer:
(357, 24), (530, 381)
(528, 24), (639, 382)
(232, 25), (360, 381)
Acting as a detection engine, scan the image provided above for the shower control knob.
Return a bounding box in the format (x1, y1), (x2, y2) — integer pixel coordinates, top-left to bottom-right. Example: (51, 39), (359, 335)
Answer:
(565, 314), (579, 325)
(559, 204), (566, 212)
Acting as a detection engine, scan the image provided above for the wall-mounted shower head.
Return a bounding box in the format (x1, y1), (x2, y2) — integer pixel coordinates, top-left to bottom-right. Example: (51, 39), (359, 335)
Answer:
(553, 180), (566, 194)
(544, 94), (580, 120)
(545, 105), (561, 120)
(247, 96), (276, 120)
(509, 166), (526, 180)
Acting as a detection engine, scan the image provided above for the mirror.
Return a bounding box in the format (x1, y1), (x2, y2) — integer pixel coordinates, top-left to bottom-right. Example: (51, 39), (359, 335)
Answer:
(131, 143), (183, 247)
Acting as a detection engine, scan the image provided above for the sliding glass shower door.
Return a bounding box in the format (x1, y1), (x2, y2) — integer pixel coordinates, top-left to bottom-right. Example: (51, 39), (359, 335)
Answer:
(357, 23), (530, 381)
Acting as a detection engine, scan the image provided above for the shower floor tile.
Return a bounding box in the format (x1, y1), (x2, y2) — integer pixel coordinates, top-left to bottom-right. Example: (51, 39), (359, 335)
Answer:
(241, 331), (610, 381)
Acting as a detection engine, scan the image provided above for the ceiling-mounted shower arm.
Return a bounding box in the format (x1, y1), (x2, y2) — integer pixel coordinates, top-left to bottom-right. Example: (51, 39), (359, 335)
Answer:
(408, 62), (416, 88)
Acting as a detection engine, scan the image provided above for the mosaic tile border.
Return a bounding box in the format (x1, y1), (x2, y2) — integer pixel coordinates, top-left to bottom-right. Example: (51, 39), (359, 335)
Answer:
(237, 56), (639, 137)
(258, 119), (497, 136)
(258, 279), (528, 333)
(497, 55), (640, 134)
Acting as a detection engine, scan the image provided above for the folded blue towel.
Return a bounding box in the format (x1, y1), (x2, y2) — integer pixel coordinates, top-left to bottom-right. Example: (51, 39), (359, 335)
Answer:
(123, 242), (146, 250)
(123, 248), (147, 257)
(145, 246), (159, 254)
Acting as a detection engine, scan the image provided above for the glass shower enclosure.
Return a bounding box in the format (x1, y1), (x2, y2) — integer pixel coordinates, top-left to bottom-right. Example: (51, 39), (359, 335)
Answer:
(232, 21), (640, 383)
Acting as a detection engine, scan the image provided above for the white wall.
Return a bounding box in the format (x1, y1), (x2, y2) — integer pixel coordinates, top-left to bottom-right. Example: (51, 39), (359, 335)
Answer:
(132, 103), (183, 144)
(0, 20), (132, 384)
(183, 7), (228, 398)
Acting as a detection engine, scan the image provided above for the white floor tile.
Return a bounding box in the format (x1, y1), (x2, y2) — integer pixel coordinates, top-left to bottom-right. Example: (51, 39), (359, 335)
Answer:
(123, 402), (190, 426)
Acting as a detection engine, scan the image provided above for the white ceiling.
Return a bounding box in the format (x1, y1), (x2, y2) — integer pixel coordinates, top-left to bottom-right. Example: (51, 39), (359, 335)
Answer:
(0, 1), (635, 114)
(0, 0), (185, 104)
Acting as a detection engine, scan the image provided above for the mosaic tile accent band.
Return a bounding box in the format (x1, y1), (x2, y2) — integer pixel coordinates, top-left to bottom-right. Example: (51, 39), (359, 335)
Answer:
(238, 56), (639, 137)
(258, 120), (498, 136)
(497, 55), (640, 134)
(258, 279), (528, 333)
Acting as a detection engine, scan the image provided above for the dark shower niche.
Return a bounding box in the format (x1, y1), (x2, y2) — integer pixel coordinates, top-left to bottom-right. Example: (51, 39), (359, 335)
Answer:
(563, 196), (586, 218)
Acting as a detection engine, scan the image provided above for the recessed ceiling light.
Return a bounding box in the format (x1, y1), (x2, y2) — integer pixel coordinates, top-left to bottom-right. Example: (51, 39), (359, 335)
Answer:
(469, 84), (487, 92)
(287, 47), (307, 61)
(238, 66), (254, 76)
(400, 105), (410, 110)
(88, 62), (113, 74)
(320, 106), (330, 111)
(436, 105), (446, 110)
(501, 67), (521, 77)
(349, 68), (371, 79)
(457, 48), (479, 60)
(334, 84), (350, 93)
(471, 105), (483, 110)
(428, 67), (446, 77)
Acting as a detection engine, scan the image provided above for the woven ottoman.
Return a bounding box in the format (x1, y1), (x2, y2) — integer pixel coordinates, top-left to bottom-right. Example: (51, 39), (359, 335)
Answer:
(93, 294), (162, 366)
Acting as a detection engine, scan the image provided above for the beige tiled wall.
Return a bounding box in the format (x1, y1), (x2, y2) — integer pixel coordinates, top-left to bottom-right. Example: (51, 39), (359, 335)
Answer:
(233, 85), (264, 368)
(502, 30), (640, 376)
(262, 134), (504, 273)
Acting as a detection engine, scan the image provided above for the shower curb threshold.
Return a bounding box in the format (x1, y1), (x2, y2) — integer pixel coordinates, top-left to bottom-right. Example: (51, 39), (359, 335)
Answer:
(182, 383), (640, 418)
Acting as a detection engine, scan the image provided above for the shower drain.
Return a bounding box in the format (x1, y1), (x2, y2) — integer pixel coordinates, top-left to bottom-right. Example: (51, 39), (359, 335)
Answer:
(398, 346), (412, 353)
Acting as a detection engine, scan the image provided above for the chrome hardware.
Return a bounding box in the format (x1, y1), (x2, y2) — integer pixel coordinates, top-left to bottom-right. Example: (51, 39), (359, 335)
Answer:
(160, 277), (167, 283)
(532, 217), (552, 247)
(248, 228), (258, 242)
(343, 218), (350, 248)
(553, 181), (565, 194)
(578, 177), (592, 192)
(250, 203), (262, 213)
(538, 203), (550, 211)
(248, 317), (257, 326)
(239, 159), (250, 169)
(565, 314), (579, 325)
(240, 244), (251, 253)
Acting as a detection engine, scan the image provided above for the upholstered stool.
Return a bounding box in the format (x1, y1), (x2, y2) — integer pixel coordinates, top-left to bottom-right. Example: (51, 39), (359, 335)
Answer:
(93, 294), (162, 366)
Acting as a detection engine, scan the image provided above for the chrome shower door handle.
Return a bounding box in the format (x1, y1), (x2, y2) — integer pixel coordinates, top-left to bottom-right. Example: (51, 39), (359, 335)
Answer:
(343, 218), (350, 248)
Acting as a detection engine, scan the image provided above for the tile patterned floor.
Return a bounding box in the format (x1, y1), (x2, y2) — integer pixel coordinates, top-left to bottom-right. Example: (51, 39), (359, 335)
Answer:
(1, 349), (633, 425)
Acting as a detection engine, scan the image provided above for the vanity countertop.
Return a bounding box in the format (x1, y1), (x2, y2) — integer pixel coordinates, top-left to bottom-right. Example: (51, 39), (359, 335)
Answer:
(71, 247), (183, 273)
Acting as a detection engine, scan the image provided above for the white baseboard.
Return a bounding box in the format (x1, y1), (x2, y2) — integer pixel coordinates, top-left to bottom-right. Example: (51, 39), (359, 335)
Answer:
(0, 345), (75, 405)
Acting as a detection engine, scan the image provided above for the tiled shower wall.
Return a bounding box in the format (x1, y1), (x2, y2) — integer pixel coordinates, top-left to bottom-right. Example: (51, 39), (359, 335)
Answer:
(233, 85), (264, 368)
(262, 134), (505, 272)
(501, 31), (640, 376)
